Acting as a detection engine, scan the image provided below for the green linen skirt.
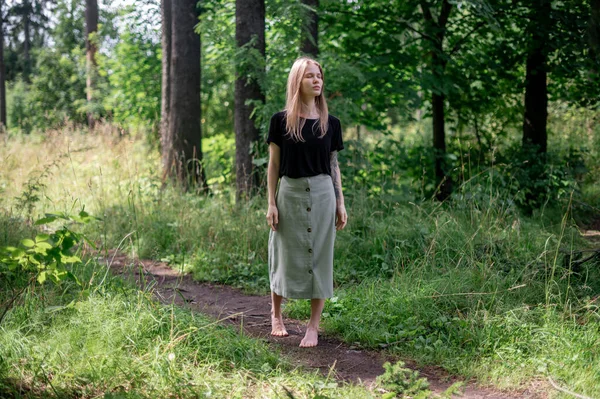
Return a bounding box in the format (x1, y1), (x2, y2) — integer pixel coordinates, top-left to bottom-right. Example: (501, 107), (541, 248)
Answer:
(268, 174), (336, 299)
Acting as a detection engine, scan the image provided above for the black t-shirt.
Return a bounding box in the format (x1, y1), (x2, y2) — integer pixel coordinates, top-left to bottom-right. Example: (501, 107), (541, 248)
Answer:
(266, 111), (344, 178)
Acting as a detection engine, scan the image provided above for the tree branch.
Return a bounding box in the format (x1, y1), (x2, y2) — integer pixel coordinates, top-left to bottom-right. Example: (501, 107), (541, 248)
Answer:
(420, 0), (434, 24)
(322, 7), (433, 42)
(439, 0), (453, 29)
(448, 20), (488, 57)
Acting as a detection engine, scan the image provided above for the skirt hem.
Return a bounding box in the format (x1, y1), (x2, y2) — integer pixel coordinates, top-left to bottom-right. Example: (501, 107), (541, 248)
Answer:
(271, 285), (333, 300)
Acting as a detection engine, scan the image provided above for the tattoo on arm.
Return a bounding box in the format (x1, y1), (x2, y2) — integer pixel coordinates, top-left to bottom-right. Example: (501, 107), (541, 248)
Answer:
(330, 151), (342, 201)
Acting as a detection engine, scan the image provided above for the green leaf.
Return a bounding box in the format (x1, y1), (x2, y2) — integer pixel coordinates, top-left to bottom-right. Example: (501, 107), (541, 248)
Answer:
(61, 254), (81, 264)
(35, 234), (51, 242)
(53, 270), (68, 281)
(73, 211), (91, 223)
(252, 157), (268, 166)
(46, 261), (58, 271)
(35, 242), (53, 250)
(37, 271), (47, 284)
(21, 239), (35, 247)
(35, 217), (56, 225)
(44, 212), (70, 221)
(33, 247), (49, 255)
(27, 255), (40, 265)
(11, 248), (26, 258)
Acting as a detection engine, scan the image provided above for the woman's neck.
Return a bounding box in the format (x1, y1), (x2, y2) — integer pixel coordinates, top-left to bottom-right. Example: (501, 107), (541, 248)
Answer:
(300, 98), (318, 118)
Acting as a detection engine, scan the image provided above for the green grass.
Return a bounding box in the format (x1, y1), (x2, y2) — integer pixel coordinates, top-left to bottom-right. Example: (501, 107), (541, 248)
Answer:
(0, 257), (373, 398)
(1, 113), (600, 398)
(284, 191), (600, 395)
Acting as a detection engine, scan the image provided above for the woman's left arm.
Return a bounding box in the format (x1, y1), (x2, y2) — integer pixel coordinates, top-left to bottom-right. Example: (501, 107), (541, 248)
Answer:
(330, 151), (348, 230)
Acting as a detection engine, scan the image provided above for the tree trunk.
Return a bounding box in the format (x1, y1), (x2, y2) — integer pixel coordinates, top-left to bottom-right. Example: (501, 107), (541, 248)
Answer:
(22, 0), (31, 82)
(431, 37), (452, 201)
(520, 0), (552, 213)
(432, 90), (451, 200)
(0, 0), (7, 131)
(588, 0), (600, 72)
(421, 0), (453, 201)
(160, 0), (172, 175)
(300, 0), (318, 57)
(85, 0), (98, 129)
(522, 0), (551, 153)
(235, 0), (265, 200)
(165, 0), (207, 190)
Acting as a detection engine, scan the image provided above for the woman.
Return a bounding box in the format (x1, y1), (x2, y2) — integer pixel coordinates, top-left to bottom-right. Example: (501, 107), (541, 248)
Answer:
(266, 57), (348, 348)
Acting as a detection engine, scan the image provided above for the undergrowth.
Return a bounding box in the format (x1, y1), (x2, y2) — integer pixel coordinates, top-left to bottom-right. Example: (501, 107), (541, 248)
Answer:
(1, 118), (599, 398)
(0, 216), (372, 399)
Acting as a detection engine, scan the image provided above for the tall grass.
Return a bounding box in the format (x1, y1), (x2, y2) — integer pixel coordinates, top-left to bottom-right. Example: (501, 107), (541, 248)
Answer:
(0, 130), (376, 398)
(283, 188), (600, 395)
(1, 112), (599, 397)
(0, 256), (372, 398)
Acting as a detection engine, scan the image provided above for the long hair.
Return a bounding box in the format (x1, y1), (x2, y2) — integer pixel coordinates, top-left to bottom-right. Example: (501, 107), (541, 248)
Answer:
(283, 57), (329, 142)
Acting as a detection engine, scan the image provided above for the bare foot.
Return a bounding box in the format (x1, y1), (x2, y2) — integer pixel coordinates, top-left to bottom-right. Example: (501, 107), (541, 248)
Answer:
(271, 315), (288, 337)
(299, 326), (318, 347)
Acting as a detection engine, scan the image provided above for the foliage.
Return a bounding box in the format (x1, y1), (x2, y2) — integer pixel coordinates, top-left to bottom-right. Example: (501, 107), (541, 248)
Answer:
(14, 172), (48, 220)
(0, 210), (96, 328)
(103, 28), (161, 127)
(203, 133), (235, 187)
(51, 0), (86, 55)
(197, 0), (235, 138)
(284, 193), (600, 394)
(2, 0), (598, 212)
(31, 48), (88, 127)
(1, 101), (600, 397)
(3, 0), (120, 131)
(377, 361), (431, 399)
(5, 48), (87, 132)
(492, 144), (583, 213)
(0, 226), (372, 398)
(1, 223), (74, 285)
(4, 0), (55, 80)
(5, 79), (35, 133)
(376, 360), (464, 399)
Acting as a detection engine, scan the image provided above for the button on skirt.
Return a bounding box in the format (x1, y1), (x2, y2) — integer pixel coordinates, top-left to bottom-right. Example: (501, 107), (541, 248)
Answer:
(268, 174), (336, 299)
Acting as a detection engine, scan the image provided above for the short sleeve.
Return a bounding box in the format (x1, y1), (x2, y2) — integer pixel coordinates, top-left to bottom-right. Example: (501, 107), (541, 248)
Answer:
(331, 117), (344, 152)
(266, 113), (282, 147)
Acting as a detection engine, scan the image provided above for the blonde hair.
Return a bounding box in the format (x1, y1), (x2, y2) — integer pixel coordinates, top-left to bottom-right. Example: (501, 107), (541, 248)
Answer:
(284, 57), (329, 142)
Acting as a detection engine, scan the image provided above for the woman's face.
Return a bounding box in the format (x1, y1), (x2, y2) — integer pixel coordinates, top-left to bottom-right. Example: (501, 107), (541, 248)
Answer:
(300, 63), (323, 98)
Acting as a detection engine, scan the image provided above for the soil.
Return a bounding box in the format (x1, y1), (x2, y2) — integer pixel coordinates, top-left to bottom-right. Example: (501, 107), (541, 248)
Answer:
(104, 252), (548, 399)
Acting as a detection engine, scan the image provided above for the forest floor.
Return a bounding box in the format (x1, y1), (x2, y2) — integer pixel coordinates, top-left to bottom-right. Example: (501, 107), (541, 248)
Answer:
(106, 252), (549, 399)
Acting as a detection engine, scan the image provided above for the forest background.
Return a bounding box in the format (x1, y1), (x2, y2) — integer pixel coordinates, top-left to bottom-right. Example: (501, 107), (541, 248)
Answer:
(1, 0), (600, 398)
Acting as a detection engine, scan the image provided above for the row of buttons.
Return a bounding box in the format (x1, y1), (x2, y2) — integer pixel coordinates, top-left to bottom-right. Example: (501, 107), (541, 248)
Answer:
(307, 187), (313, 274)
(307, 192), (312, 253)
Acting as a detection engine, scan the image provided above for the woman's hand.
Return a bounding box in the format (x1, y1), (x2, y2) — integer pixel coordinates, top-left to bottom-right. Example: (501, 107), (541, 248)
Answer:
(266, 204), (279, 231)
(336, 204), (347, 230)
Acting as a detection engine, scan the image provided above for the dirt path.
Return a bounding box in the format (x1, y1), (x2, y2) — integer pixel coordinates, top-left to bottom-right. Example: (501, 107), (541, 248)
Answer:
(106, 254), (544, 398)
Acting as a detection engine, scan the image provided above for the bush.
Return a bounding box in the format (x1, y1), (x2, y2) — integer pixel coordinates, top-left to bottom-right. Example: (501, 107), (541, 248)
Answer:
(0, 211), (94, 326)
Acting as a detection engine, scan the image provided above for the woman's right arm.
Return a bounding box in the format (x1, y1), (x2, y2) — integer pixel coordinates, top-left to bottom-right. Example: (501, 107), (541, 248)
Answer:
(266, 143), (281, 231)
